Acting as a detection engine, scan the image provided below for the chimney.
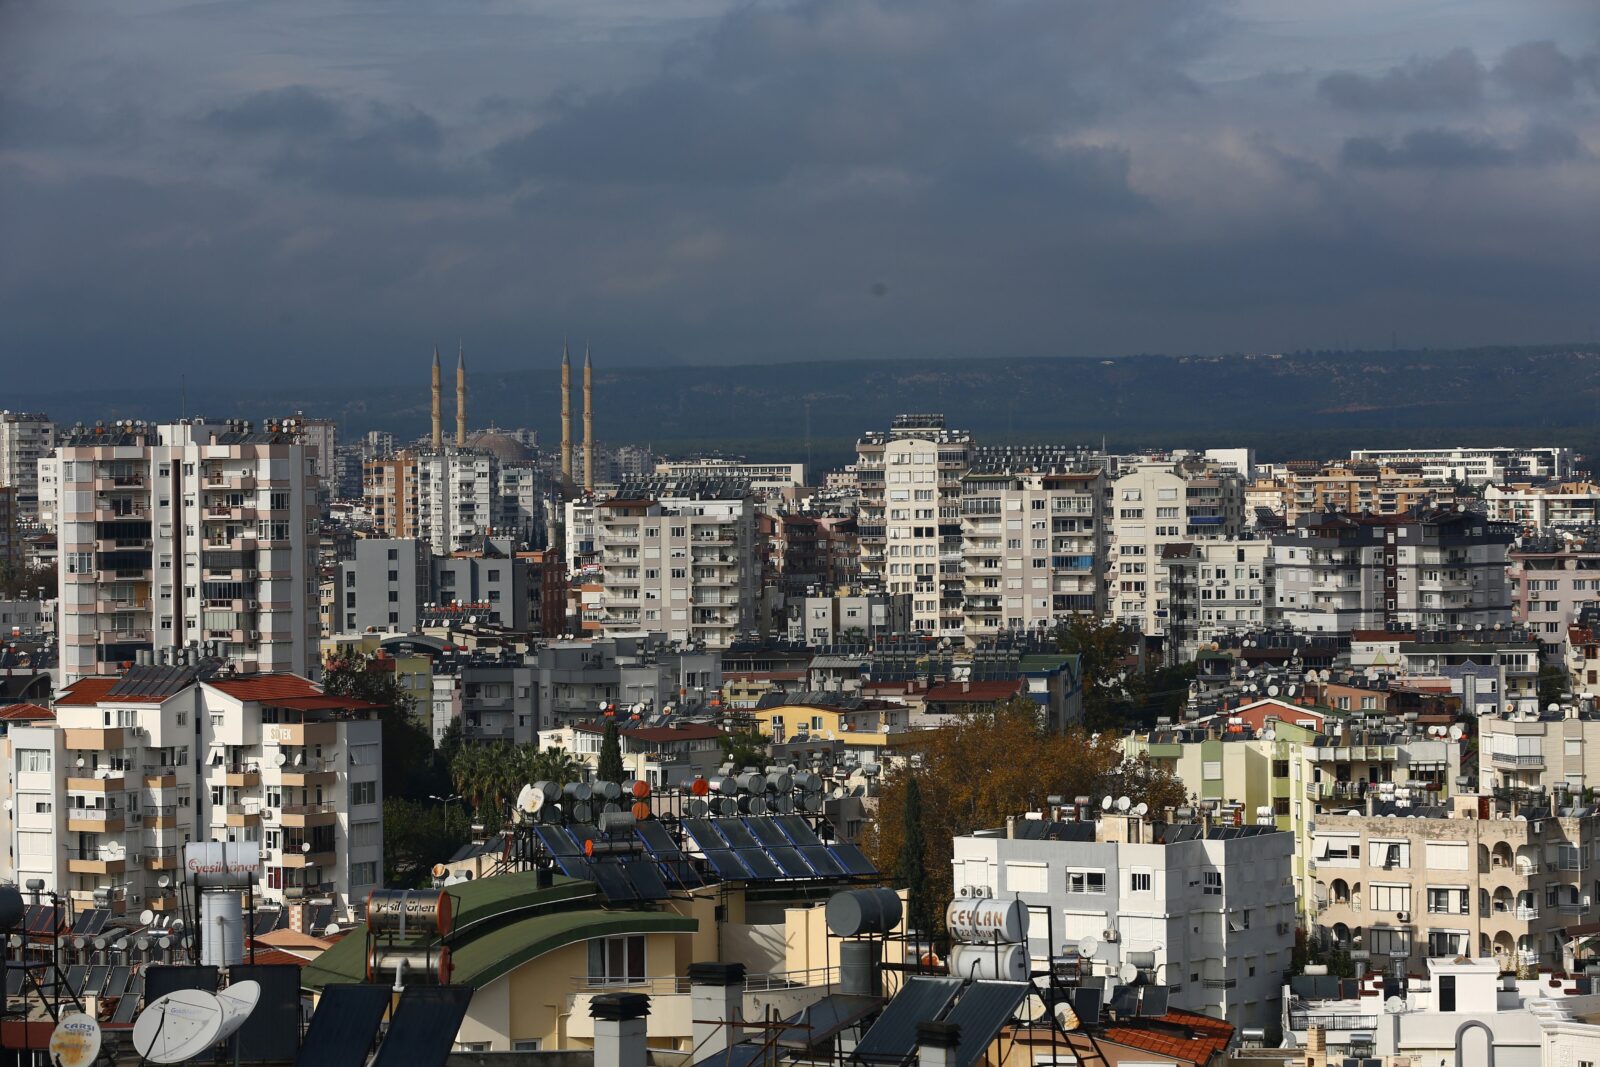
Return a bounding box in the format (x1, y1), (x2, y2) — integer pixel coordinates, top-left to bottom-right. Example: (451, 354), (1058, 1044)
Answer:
(1305, 1025), (1327, 1067)
(455, 344), (467, 446)
(689, 962), (744, 1059)
(590, 992), (650, 1067)
(583, 346), (594, 492)
(560, 344), (572, 481)
(430, 347), (442, 450)
(917, 1021), (962, 1067)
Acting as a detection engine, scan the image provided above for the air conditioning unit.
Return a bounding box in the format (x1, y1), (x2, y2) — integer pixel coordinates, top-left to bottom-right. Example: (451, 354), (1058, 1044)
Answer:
(1396, 911), (1410, 923)
(1102, 928), (1119, 942)
(247, 600), (260, 610)
(248, 631), (261, 641)
(958, 885), (974, 898)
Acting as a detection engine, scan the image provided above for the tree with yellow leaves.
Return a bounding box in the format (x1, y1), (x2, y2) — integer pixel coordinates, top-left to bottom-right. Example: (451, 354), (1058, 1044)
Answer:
(868, 697), (1188, 923)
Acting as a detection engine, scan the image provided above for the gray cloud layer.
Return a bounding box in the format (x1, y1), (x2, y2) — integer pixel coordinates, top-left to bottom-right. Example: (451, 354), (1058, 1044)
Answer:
(0, 0), (1598, 389)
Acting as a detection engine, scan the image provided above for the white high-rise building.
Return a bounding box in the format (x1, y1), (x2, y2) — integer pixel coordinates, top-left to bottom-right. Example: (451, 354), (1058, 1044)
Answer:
(0, 410), (56, 523)
(594, 480), (757, 649)
(55, 420), (319, 685)
(7, 665), (381, 919)
(416, 449), (497, 554)
(959, 455), (1107, 646)
(953, 807), (1295, 1032)
(1107, 458), (1246, 636)
(855, 415), (973, 636)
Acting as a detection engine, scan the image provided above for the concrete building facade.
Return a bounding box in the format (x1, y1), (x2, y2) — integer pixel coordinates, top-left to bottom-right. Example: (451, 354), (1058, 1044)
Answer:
(55, 420), (319, 685)
(0, 410), (56, 523)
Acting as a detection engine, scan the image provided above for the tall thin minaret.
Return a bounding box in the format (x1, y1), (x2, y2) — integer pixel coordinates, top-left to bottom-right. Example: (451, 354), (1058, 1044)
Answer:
(560, 343), (573, 481)
(583, 345), (594, 491)
(430, 346), (442, 449)
(455, 343), (467, 446)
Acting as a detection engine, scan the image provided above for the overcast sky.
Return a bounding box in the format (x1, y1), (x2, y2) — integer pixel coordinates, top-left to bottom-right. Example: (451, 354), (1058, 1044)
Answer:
(2, 0), (1597, 388)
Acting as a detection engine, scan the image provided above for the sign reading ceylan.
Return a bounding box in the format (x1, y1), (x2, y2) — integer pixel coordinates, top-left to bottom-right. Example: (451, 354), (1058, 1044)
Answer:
(184, 842), (261, 887)
(944, 898), (1028, 944)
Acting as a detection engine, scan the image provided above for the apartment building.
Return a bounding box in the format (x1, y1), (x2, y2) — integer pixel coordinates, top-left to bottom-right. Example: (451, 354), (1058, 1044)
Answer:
(8, 664), (381, 919)
(1108, 458), (1247, 635)
(953, 808), (1296, 1032)
(55, 420), (319, 685)
(0, 487), (18, 569)
(594, 480), (757, 649)
(536, 719), (725, 788)
(1347, 446), (1573, 484)
(1271, 509), (1513, 634)
(1160, 538), (1272, 662)
(1509, 535), (1600, 656)
(1485, 481), (1600, 530)
(787, 590), (911, 645)
(363, 454), (419, 538)
(655, 458), (807, 493)
(855, 414), (974, 637)
(1310, 792), (1600, 973)
(431, 648), (540, 745)
(288, 416), (338, 493)
(763, 512), (859, 600)
(959, 455), (1106, 646)
(1477, 705), (1600, 795)
(534, 635), (721, 726)
(1125, 699), (1461, 922)
(0, 410), (56, 523)
(495, 461), (547, 549)
(417, 449), (497, 554)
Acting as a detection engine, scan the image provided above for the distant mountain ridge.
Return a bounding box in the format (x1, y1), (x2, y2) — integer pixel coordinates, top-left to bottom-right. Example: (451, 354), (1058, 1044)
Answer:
(15, 344), (1600, 468)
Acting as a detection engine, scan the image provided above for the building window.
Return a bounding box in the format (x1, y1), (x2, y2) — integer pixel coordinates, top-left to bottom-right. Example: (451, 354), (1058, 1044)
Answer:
(1202, 871), (1223, 896)
(349, 780), (377, 806)
(1066, 870), (1105, 894)
(17, 749), (51, 773)
(350, 861), (378, 887)
(1129, 871), (1151, 893)
(588, 934), (646, 985)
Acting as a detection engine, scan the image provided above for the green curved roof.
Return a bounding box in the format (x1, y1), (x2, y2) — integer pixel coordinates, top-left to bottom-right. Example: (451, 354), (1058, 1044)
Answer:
(302, 872), (696, 991)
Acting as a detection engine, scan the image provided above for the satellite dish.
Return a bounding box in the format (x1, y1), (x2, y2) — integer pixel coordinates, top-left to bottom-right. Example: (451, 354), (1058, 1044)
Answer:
(1054, 1002), (1081, 1032)
(301, 842), (312, 853)
(158, 875), (171, 889)
(1449, 724), (1465, 741)
(1132, 802), (1149, 817)
(1078, 935), (1099, 957)
(139, 909), (156, 926)
(1267, 685), (1279, 697)
(1101, 797), (1114, 811)
(1020, 994), (1049, 1023)
(1384, 997), (1406, 1014)
(1119, 962), (1139, 983)
(323, 923), (341, 937)
(516, 784), (539, 814)
(215, 980), (260, 1044)
(133, 990), (226, 1063)
(49, 1012), (102, 1067)
(1116, 796), (1131, 812)
(76, 757), (86, 768)
(273, 752), (287, 767)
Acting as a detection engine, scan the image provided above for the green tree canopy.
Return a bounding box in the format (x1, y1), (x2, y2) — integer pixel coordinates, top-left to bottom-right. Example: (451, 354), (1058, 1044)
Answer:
(597, 719), (625, 783)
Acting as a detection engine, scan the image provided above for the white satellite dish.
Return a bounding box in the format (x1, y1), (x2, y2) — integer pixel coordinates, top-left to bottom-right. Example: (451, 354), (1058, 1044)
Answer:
(49, 1012), (101, 1067)
(1384, 996), (1406, 1014)
(273, 752), (287, 767)
(1449, 724), (1465, 741)
(1078, 935), (1100, 957)
(1054, 1001), (1082, 1032)
(1119, 962), (1139, 983)
(1132, 802), (1149, 817)
(1020, 994), (1049, 1023)
(139, 909), (155, 927)
(516, 784), (538, 814)
(1101, 796), (1114, 811)
(1267, 685), (1279, 697)
(133, 990), (226, 1063)
(216, 980), (261, 1044)
(157, 875), (171, 889)
(1116, 796), (1131, 812)
(323, 923), (341, 937)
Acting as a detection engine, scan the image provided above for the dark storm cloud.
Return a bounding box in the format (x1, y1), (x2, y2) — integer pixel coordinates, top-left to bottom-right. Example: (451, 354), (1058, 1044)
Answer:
(1318, 47), (1483, 112)
(1, 0), (1598, 389)
(1340, 124), (1581, 169)
(1493, 40), (1579, 100)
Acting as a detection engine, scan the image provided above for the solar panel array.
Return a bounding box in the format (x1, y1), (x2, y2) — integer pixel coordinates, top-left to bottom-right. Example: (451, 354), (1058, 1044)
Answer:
(532, 824), (684, 902)
(70, 908), (110, 937)
(369, 986), (475, 1067)
(681, 817), (876, 883)
(944, 981), (1030, 1067)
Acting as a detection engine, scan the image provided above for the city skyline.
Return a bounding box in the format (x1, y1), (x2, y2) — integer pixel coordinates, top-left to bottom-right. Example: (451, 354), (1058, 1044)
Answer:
(2, 0), (1597, 388)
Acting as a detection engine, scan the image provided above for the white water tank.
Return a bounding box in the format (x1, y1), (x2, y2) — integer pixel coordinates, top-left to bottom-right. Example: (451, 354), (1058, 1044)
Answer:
(200, 893), (244, 969)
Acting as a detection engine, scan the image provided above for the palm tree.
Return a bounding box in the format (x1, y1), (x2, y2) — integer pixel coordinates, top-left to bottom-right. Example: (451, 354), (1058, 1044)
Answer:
(528, 746), (584, 786)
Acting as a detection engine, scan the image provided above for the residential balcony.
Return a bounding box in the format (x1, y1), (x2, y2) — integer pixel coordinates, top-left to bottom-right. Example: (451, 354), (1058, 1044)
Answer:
(147, 890), (179, 911)
(67, 773), (128, 793)
(143, 768), (178, 790)
(67, 849), (128, 875)
(280, 849), (337, 868)
(280, 802), (339, 829)
(224, 766), (262, 787)
(147, 804), (179, 830)
(280, 764), (338, 787)
(221, 804), (262, 827)
(68, 810), (125, 833)
(1490, 752), (1543, 767)
(146, 846), (180, 870)
(282, 882), (336, 901)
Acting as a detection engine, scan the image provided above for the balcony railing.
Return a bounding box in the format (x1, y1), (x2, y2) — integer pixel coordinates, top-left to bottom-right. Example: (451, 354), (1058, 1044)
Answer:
(1288, 1013), (1378, 1031)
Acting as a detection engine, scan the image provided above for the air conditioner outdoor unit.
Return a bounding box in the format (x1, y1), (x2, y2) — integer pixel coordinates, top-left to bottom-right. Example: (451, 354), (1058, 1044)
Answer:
(1102, 928), (1119, 942)
(1396, 911), (1410, 923)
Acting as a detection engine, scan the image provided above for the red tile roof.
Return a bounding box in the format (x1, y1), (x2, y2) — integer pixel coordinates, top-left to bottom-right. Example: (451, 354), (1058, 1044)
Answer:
(272, 695), (382, 711)
(240, 947), (309, 968)
(1101, 1009), (1234, 1064)
(923, 679), (1025, 704)
(53, 677), (122, 705)
(205, 675), (325, 701)
(0, 703), (54, 721)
